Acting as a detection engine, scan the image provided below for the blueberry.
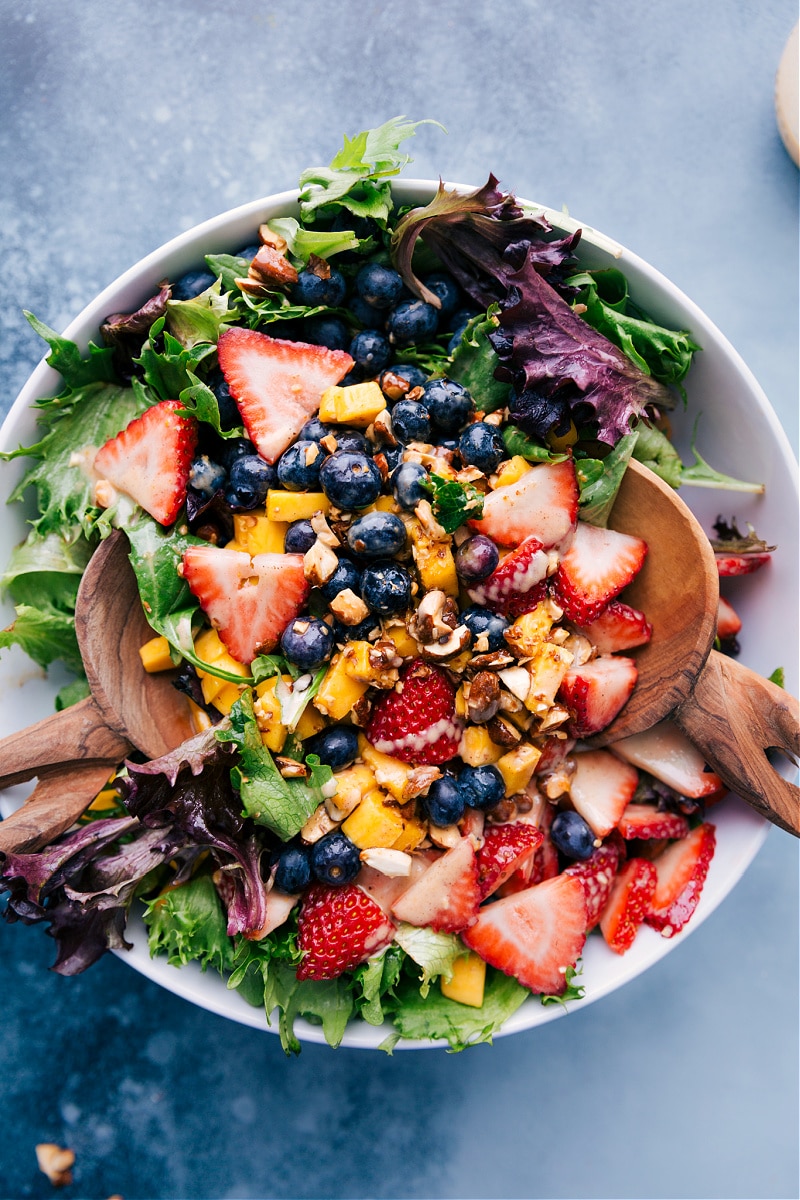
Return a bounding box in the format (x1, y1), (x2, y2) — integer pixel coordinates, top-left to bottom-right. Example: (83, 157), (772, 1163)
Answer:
(310, 831), (362, 886)
(420, 378), (474, 435)
(422, 775), (465, 825)
(421, 272), (461, 317)
(276, 440), (323, 491)
(284, 519), (317, 554)
(329, 429), (370, 456)
(360, 561), (413, 616)
(299, 416), (334, 444)
(171, 268), (216, 301)
(348, 294), (385, 330)
(349, 329), (391, 376)
(387, 299), (439, 345)
(302, 315), (350, 351)
(461, 605), (509, 651)
(320, 558), (362, 603)
(457, 764), (505, 811)
(218, 436), (255, 471)
(280, 616), (335, 670)
(305, 725), (360, 771)
(274, 844), (313, 893)
(188, 454), (226, 499)
(355, 262), (404, 309)
(454, 535), (500, 583)
(508, 385), (572, 440)
(226, 454), (276, 510)
(332, 612), (381, 644)
(290, 268), (347, 308)
(319, 451), (382, 510)
(206, 368), (241, 432)
(458, 422), (506, 473)
(550, 810), (596, 861)
(391, 399), (431, 444)
(392, 461), (429, 510)
(380, 444), (404, 471)
(347, 512), (407, 558)
(235, 244), (260, 262)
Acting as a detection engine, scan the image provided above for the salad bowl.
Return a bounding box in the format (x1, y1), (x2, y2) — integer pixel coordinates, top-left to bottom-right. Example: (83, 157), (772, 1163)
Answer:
(1, 178), (797, 1050)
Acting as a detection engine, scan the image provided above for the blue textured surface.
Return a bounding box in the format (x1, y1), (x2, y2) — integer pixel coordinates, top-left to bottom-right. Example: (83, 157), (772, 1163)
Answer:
(1, 2), (798, 1198)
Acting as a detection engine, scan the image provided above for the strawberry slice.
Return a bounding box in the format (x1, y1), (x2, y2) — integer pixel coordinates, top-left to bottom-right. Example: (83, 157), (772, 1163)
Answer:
(564, 842), (621, 929)
(470, 458), (579, 549)
(217, 327), (353, 463)
(716, 596), (742, 640)
(366, 661), (464, 765)
(617, 803), (690, 841)
(93, 399), (197, 526)
(598, 856), (657, 954)
(182, 544), (310, 664)
(296, 882), (394, 980)
(476, 822), (544, 899)
(646, 822), (716, 937)
(559, 655), (638, 737)
(715, 551), (771, 577)
(463, 874), (587, 995)
(611, 720), (726, 801)
(553, 521), (647, 625)
(575, 600), (652, 654)
(498, 802), (560, 895)
(466, 535), (550, 617)
(391, 837), (481, 933)
(568, 748), (639, 837)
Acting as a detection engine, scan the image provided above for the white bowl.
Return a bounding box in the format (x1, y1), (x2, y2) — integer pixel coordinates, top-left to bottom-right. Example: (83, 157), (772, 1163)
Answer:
(1, 182), (797, 1049)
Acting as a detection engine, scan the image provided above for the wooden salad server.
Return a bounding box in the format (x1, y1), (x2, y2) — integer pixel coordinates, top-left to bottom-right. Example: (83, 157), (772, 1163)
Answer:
(593, 459), (799, 836)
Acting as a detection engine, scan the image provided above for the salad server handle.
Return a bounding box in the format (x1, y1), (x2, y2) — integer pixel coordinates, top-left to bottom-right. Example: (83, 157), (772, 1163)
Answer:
(0, 695), (131, 789)
(674, 649), (800, 836)
(0, 761), (120, 854)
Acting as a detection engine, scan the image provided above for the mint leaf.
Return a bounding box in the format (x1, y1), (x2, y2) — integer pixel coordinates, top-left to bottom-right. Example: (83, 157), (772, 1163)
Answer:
(389, 968), (530, 1051)
(143, 873), (234, 975)
(393, 923), (467, 997)
(421, 472), (484, 534)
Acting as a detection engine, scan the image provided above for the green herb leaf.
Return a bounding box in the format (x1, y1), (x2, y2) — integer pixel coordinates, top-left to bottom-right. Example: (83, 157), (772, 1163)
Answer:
(204, 252), (253, 294)
(136, 317), (216, 401)
(768, 667), (785, 689)
(540, 962), (586, 1007)
(175, 378), (245, 440)
(0, 602), (83, 673)
(501, 425), (566, 464)
(143, 873), (235, 975)
(420, 472), (484, 534)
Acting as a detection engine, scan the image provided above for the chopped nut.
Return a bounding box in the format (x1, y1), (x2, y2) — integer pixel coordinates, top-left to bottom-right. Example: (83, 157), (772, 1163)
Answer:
(248, 244), (298, 287)
(402, 764), (442, 800)
(469, 650), (515, 671)
(275, 756), (308, 778)
(466, 671), (501, 724)
(320, 433), (339, 454)
(372, 452), (390, 480)
(329, 588), (370, 626)
(379, 370), (410, 402)
(303, 539), (339, 585)
(301, 803), (339, 843)
(419, 625), (472, 662)
(487, 714), (522, 747)
(486, 798), (519, 824)
(409, 589), (450, 644)
(310, 511), (341, 548)
(35, 1145), (75, 1188)
(370, 407), (397, 446)
(304, 442), (321, 467)
(428, 822), (462, 849)
(359, 847), (413, 876)
(94, 478), (117, 508)
(350, 693), (374, 726)
(537, 704), (571, 732)
(368, 640), (403, 672)
(414, 498), (449, 541)
(483, 409), (506, 426)
(440, 596), (460, 630)
(498, 690), (524, 713)
(258, 222), (288, 252)
(308, 253), (331, 279)
(562, 632), (595, 665)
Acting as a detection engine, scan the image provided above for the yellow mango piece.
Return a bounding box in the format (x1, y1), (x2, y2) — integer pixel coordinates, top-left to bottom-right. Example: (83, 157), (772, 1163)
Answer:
(200, 673), (225, 706)
(493, 455), (532, 487)
(330, 764), (378, 818)
(139, 635), (174, 674)
(497, 742), (542, 796)
(213, 681), (247, 717)
(87, 787), (123, 813)
(266, 489), (330, 523)
(188, 699), (213, 732)
(410, 525), (459, 596)
(506, 603), (558, 656)
(295, 704), (326, 740)
(314, 653), (370, 721)
(383, 624), (418, 658)
(441, 951), (486, 1008)
(358, 736), (412, 801)
(233, 510), (288, 555)
(318, 386), (340, 423)
(524, 643), (574, 713)
(194, 628), (229, 664)
(341, 788), (406, 848)
(320, 382), (386, 427)
(459, 725), (504, 766)
(362, 494), (397, 514)
(391, 816), (427, 852)
(253, 676), (289, 751)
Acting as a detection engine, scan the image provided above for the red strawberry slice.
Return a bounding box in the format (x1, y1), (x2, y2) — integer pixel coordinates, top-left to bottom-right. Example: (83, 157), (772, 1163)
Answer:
(470, 458), (579, 549)
(476, 822), (544, 899)
(646, 822), (716, 937)
(564, 842), (621, 930)
(467, 535), (550, 617)
(366, 660), (464, 765)
(217, 327), (353, 463)
(559, 655), (638, 738)
(296, 882), (394, 980)
(575, 600), (652, 654)
(569, 748), (639, 837)
(93, 399), (197, 526)
(716, 596), (742, 640)
(715, 551), (771, 577)
(499, 802), (560, 895)
(182, 544), (310, 664)
(617, 804), (690, 841)
(553, 521), (647, 625)
(598, 856), (657, 954)
(391, 837), (481, 933)
(463, 873), (587, 995)
(611, 720), (726, 801)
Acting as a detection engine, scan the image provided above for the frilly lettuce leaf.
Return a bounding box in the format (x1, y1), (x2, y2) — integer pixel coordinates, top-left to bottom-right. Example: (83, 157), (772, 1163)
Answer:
(392, 924), (467, 997)
(383, 968), (530, 1053)
(143, 872), (234, 974)
(265, 217), (359, 264)
(352, 944), (405, 1025)
(165, 279), (234, 349)
(577, 432), (640, 527)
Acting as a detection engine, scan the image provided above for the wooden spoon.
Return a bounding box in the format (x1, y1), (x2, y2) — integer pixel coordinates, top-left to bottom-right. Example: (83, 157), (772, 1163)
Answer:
(592, 459), (799, 836)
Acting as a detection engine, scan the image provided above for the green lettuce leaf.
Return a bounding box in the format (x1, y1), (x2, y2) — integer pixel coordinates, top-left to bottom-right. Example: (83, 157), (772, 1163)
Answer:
(501, 426), (566, 464)
(386, 968), (530, 1052)
(165, 279), (234, 349)
(577, 432), (639, 527)
(23, 311), (118, 390)
(175, 378), (245, 439)
(392, 924), (466, 997)
(448, 310), (510, 412)
(0, 602), (83, 673)
(143, 873), (234, 975)
(352, 944), (406, 1026)
(55, 677), (92, 710)
(136, 317), (216, 401)
(204, 252), (253, 294)
(631, 419), (764, 493)
(266, 217), (359, 264)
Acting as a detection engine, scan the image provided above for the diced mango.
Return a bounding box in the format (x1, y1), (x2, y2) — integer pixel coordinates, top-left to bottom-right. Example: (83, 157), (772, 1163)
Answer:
(314, 653), (370, 721)
(391, 816), (427, 852)
(295, 704), (326, 741)
(188, 699), (213, 732)
(233, 510), (288, 555)
(441, 951), (486, 1008)
(506, 603), (558, 656)
(253, 676), (289, 752)
(200, 673), (225, 706)
(524, 643), (574, 712)
(362, 494), (397, 514)
(139, 635), (174, 674)
(330, 764), (378, 819)
(195, 628), (229, 664)
(383, 623), (418, 658)
(341, 788), (406, 848)
(496, 742), (542, 796)
(319, 381), (386, 427)
(341, 640), (398, 687)
(459, 725), (504, 766)
(493, 455), (532, 487)
(224, 539), (247, 553)
(318, 387), (340, 423)
(213, 681), (247, 717)
(358, 735), (412, 801)
(410, 525), (458, 596)
(87, 787), (123, 813)
(266, 489), (330, 523)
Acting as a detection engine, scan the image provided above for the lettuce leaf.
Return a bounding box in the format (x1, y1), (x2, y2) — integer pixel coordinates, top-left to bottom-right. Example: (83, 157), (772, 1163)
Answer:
(265, 217), (359, 264)
(385, 968), (530, 1052)
(577, 432), (640, 527)
(143, 872), (234, 974)
(0, 602), (83, 673)
(631, 419), (764, 493)
(136, 317), (216, 401)
(0, 530), (93, 672)
(351, 944), (406, 1025)
(165, 279), (235, 349)
(447, 309), (511, 412)
(392, 924), (466, 997)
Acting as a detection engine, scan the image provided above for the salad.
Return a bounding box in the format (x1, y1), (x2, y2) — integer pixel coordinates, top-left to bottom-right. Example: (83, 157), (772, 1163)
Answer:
(0, 118), (774, 1053)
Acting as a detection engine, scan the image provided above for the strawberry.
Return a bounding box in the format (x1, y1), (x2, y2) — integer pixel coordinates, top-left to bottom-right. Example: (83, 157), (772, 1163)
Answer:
(463, 874), (587, 995)
(466, 535), (550, 617)
(391, 837), (481, 933)
(499, 802), (560, 895)
(646, 822), (716, 937)
(598, 856), (657, 954)
(93, 399), (197, 526)
(476, 822), (544, 899)
(715, 551), (771, 577)
(564, 842), (621, 929)
(366, 661), (464, 765)
(575, 600), (652, 654)
(611, 720), (726, 801)
(568, 748), (639, 837)
(617, 803), (690, 841)
(182, 544), (310, 664)
(217, 327), (353, 463)
(559, 656), (638, 738)
(296, 882), (394, 980)
(716, 595), (742, 640)
(553, 521), (647, 625)
(470, 458), (579, 549)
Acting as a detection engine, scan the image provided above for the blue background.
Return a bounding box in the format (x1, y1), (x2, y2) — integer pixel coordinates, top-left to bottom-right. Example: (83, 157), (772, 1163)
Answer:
(1, 3), (798, 1198)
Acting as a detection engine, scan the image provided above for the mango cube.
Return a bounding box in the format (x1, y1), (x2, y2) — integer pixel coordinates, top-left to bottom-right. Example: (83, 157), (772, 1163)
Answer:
(314, 653), (370, 721)
(410, 524), (458, 596)
(253, 676), (289, 752)
(213, 681), (247, 717)
(266, 489), (330, 523)
(139, 635), (174, 674)
(383, 623), (418, 659)
(329, 764), (377, 819)
(524, 643), (574, 712)
(440, 951), (486, 1008)
(358, 735), (412, 801)
(341, 788), (406, 849)
(319, 381), (386, 427)
(493, 455), (532, 487)
(233, 510), (288, 555)
(188, 699), (213, 732)
(459, 725), (504, 767)
(506, 603), (558, 657)
(497, 742), (542, 796)
(295, 704), (326, 741)
(391, 816), (427, 852)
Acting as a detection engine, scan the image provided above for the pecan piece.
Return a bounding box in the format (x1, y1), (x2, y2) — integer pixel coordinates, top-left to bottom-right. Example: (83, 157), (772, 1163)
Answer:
(466, 671), (501, 724)
(486, 714), (522, 747)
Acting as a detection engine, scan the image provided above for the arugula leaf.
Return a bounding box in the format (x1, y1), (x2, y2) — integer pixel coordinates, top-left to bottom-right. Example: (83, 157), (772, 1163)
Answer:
(578, 432), (639, 527)
(143, 873), (235, 975)
(420, 472), (484, 533)
(386, 968), (530, 1051)
(448, 310), (511, 412)
(352, 944), (405, 1026)
(392, 923), (467, 997)
(136, 317), (216, 401)
(165, 279), (234, 349)
(23, 311), (117, 389)
(265, 217), (359, 264)
(0, 602), (83, 673)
